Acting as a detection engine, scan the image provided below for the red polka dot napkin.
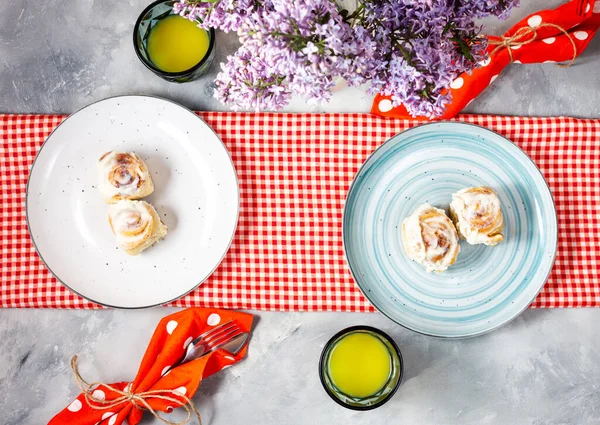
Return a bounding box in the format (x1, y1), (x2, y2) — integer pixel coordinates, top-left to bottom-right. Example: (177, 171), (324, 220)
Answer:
(1, 113), (599, 310)
(48, 308), (253, 425)
(372, 0), (600, 120)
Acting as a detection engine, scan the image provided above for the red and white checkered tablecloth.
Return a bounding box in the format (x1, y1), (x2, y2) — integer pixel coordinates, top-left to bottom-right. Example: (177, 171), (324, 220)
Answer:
(1, 113), (599, 309)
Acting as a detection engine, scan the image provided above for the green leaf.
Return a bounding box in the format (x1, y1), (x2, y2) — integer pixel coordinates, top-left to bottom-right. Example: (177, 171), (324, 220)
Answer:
(451, 34), (475, 62)
(442, 22), (454, 35)
(320, 11), (331, 24)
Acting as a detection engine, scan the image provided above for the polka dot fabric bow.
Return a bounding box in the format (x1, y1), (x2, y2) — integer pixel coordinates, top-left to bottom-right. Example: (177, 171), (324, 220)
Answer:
(372, 0), (600, 120)
(48, 308), (253, 425)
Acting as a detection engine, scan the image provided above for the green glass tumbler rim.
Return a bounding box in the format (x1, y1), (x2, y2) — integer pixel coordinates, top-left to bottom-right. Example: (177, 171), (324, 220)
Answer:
(318, 325), (403, 411)
(132, 0), (216, 78)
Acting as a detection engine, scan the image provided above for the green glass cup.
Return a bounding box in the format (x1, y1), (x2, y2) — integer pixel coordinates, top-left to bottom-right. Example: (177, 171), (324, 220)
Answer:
(133, 0), (215, 83)
(319, 326), (403, 410)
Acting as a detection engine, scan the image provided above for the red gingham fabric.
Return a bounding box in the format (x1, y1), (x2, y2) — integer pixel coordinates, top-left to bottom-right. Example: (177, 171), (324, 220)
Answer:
(1, 113), (599, 309)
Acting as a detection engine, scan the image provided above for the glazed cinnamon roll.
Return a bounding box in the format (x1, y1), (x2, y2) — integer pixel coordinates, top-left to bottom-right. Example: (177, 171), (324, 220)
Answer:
(98, 151), (154, 204)
(449, 187), (504, 246)
(107, 200), (167, 255)
(402, 204), (460, 273)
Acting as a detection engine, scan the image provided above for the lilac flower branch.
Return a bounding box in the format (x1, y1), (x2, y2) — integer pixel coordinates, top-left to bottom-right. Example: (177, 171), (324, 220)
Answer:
(173, 0), (519, 117)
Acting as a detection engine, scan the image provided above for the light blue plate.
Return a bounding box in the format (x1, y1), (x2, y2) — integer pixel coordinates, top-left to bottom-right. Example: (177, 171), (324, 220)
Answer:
(343, 122), (557, 338)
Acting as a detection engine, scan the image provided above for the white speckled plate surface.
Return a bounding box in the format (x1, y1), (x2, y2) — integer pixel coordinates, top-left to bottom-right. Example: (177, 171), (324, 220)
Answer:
(343, 122), (558, 338)
(26, 95), (239, 308)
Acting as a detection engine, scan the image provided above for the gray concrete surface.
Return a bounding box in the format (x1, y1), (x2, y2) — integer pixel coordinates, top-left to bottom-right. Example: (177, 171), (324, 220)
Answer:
(1, 1), (600, 424)
(1, 309), (600, 425)
(1, 0), (600, 117)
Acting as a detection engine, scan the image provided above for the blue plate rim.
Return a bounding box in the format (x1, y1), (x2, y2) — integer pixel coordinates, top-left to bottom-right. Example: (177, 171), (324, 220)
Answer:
(342, 121), (558, 339)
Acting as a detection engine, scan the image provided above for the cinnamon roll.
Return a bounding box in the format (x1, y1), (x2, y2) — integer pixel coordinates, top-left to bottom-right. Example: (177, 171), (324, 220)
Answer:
(98, 151), (154, 204)
(402, 204), (460, 273)
(107, 200), (167, 255)
(449, 187), (504, 246)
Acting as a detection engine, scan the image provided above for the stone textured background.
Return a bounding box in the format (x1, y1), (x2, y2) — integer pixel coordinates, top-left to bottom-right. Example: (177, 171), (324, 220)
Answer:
(1, 0), (599, 117)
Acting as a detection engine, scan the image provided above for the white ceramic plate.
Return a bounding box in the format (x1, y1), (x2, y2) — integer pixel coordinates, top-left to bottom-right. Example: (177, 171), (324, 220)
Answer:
(27, 95), (239, 308)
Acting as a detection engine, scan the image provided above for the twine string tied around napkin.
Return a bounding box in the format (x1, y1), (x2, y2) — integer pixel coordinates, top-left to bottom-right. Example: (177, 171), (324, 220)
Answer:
(71, 355), (202, 425)
(488, 23), (578, 67)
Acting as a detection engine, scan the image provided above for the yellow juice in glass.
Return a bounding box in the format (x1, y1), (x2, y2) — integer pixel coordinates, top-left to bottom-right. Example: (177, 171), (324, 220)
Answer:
(147, 15), (210, 73)
(328, 332), (392, 398)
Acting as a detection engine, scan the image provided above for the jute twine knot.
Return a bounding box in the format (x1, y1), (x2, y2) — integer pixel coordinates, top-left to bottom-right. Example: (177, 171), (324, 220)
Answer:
(71, 355), (202, 425)
(489, 23), (578, 68)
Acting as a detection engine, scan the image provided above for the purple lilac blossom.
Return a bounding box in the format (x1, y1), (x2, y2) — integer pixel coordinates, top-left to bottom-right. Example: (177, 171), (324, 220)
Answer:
(214, 44), (291, 111)
(174, 0), (518, 117)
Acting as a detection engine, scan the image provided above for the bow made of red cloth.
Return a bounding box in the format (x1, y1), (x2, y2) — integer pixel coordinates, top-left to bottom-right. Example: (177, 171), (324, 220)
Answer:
(70, 355), (203, 425)
(48, 308), (253, 425)
(372, 0), (600, 120)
